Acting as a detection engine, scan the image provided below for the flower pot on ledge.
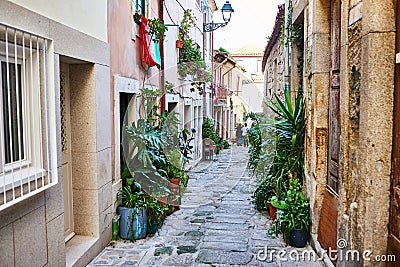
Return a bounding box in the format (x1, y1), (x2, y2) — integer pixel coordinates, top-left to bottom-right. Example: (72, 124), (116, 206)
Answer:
(176, 40), (183, 48)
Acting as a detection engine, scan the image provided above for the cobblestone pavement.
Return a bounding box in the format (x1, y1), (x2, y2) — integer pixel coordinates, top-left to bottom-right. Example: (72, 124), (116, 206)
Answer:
(88, 146), (324, 266)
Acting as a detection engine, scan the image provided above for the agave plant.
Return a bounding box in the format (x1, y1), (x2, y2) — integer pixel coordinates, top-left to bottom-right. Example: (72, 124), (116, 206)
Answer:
(269, 89), (305, 182)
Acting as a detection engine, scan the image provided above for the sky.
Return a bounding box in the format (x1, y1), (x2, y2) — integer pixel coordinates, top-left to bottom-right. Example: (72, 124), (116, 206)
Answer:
(213, 0), (284, 53)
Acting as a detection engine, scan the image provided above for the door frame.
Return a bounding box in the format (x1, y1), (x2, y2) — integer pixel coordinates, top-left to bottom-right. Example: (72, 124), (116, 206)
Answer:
(60, 63), (74, 242)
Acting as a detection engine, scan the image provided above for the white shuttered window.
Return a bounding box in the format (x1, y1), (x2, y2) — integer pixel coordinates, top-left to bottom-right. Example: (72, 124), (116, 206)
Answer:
(0, 22), (58, 211)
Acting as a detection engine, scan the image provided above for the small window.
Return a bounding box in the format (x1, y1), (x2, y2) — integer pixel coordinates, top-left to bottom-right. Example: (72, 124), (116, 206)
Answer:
(0, 23), (58, 211)
(1, 62), (25, 165)
(135, 0), (149, 17)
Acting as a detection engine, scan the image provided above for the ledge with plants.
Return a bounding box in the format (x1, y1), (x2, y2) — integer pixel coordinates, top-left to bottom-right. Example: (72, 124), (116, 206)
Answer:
(176, 9), (212, 94)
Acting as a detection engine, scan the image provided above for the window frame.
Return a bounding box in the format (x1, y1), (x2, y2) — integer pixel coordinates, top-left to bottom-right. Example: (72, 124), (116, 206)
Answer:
(0, 56), (29, 173)
(0, 22), (58, 211)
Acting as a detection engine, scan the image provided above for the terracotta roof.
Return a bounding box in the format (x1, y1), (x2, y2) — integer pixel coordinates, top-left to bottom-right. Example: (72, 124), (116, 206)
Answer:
(262, 4), (285, 72)
(231, 45), (264, 56)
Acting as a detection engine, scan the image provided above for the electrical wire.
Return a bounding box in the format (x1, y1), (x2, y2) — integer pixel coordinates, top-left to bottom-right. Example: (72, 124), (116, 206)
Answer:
(164, 0), (177, 25)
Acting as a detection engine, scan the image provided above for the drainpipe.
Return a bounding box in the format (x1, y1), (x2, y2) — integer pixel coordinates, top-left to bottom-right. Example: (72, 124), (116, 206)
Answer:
(284, 0), (291, 93)
(159, 0), (166, 112)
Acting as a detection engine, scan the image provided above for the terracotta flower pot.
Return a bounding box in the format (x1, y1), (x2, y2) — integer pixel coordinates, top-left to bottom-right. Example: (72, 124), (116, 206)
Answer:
(268, 202), (277, 220)
(176, 40), (183, 48)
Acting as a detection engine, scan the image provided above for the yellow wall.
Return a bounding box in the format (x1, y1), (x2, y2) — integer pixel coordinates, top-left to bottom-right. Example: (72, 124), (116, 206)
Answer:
(9, 0), (107, 42)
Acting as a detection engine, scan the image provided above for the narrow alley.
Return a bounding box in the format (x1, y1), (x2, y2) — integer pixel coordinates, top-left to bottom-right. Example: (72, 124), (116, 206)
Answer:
(88, 146), (322, 266)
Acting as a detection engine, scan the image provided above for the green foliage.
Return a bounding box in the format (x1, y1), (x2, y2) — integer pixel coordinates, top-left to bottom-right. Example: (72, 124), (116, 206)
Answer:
(278, 0), (303, 48)
(249, 88), (309, 243)
(123, 88), (193, 197)
(218, 47), (230, 54)
(118, 181), (146, 209)
(165, 81), (175, 93)
(268, 89), (305, 181)
(201, 117), (230, 154)
(179, 129), (194, 165)
(180, 39), (202, 63)
(275, 178), (310, 243)
(147, 18), (168, 43)
(253, 174), (275, 211)
(178, 9), (196, 40)
(146, 195), (168, 224)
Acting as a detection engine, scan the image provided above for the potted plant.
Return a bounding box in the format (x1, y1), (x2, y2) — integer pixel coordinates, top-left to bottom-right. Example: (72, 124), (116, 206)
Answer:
(147, 18), (168, 43)
(177, 9), (195, 48)
(117, 180), (148, 240)
(176, 39), (184, 48)
(133, 10), (142, 24)
(146, 195), (168, 235)
(277, 178), (310, 248)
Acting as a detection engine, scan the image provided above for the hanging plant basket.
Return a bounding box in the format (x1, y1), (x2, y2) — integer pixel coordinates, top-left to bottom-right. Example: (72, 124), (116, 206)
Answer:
(133, 11), (142, 24)
(176, 40), (184, 48)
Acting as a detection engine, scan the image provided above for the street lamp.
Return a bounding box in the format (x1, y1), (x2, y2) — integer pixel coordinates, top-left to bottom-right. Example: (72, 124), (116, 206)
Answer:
(203, 1), (234, 32)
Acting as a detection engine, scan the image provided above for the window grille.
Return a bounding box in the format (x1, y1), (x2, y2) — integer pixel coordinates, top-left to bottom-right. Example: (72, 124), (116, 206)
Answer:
(0, 22), (58, 211)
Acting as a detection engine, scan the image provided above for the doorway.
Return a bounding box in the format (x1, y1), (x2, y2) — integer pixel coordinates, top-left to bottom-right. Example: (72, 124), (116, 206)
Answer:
(318, 0), (340, 254)
(60, 63), (74, 242)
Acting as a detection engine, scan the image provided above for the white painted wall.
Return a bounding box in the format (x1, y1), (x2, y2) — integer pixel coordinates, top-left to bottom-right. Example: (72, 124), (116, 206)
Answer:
(9, 0), (107, 42)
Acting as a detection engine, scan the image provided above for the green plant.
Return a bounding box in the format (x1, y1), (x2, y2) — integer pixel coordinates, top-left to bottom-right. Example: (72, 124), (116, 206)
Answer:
(179, 129), (194, 165)
(202, 117), (228, 154)
(165, 81), (175, 93)
(275, 178), (310, 243)
(218, 47), (230, 54)
(118, 180), (146, 209)
(146, 195), (167, 224)
(147, 18), (168, 43)
(252, 174), (275, 211)
(178, 9), (196, 40)
(269, 89), (305, 181)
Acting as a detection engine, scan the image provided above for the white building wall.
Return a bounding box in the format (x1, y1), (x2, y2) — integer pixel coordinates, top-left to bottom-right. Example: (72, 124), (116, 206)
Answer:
(9, 0), (108, 42)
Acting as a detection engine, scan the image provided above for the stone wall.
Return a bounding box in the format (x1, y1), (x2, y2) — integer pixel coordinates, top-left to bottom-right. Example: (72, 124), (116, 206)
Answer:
(297, 0), (396, 265)
(265, 41), (285, 101)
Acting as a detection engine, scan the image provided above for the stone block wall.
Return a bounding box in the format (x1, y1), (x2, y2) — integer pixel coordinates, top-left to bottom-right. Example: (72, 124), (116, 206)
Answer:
(297, 0), (396, 265)
(0, 2), (112, 267)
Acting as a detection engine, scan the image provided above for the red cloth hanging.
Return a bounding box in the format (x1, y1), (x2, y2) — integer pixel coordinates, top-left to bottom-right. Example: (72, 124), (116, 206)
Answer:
(140, 16), (158, 68)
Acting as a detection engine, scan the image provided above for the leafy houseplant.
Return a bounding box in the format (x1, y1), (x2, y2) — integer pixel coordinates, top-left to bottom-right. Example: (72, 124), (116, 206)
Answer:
(178, 9), (196, 41)
(274, 178), (310, 247)
(117, 181), (148, 240)
(147, 18), (168, 43)
(146, 195), (168, 234)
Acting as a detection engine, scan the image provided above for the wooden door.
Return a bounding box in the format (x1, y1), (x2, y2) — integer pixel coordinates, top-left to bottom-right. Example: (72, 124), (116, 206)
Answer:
(318, 0), (340, 253)
(388, 0), (400, 261)
(60, 63), (74, 242)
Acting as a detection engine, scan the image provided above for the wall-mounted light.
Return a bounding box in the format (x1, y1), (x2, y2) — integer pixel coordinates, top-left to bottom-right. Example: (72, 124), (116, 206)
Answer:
(203, 1), (234, 32)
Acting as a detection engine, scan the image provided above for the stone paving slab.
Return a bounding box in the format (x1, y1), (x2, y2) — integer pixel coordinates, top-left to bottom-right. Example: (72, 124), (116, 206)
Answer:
(87, 146), (324, 266)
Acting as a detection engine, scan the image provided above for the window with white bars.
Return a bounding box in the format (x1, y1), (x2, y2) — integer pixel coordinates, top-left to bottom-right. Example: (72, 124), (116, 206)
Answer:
(0, 22), (58, 211)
